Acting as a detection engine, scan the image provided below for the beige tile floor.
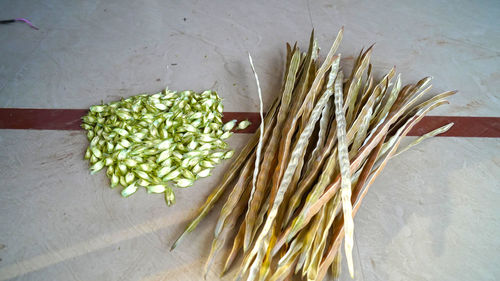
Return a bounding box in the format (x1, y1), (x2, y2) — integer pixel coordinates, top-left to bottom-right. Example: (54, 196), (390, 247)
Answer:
(1, 0), (499, 280)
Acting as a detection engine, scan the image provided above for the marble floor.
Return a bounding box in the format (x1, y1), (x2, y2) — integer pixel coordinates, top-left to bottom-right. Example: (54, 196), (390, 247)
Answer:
(0, 1), (499, 280)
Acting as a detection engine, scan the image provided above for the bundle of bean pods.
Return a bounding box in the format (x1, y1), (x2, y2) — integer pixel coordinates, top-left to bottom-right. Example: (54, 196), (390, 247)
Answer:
(172, 28), (456, 281)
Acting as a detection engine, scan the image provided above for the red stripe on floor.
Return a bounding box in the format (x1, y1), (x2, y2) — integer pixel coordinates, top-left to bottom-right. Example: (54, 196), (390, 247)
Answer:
(406, 116), (500, 138)
(0, 109), (87, 130)
(0, 109), (262, 133)
(0, 108), (499, 137)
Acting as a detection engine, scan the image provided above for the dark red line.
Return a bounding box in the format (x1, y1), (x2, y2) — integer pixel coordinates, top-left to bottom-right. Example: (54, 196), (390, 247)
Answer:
(0, 108), (499, 137)
(406, 116), (500, 138)
(0, 108), (263, 133)
(0, 108), (87, 130)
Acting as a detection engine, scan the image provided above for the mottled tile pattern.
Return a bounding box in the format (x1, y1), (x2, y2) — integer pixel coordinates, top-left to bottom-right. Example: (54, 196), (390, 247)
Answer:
(0, 0), (499, 280)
